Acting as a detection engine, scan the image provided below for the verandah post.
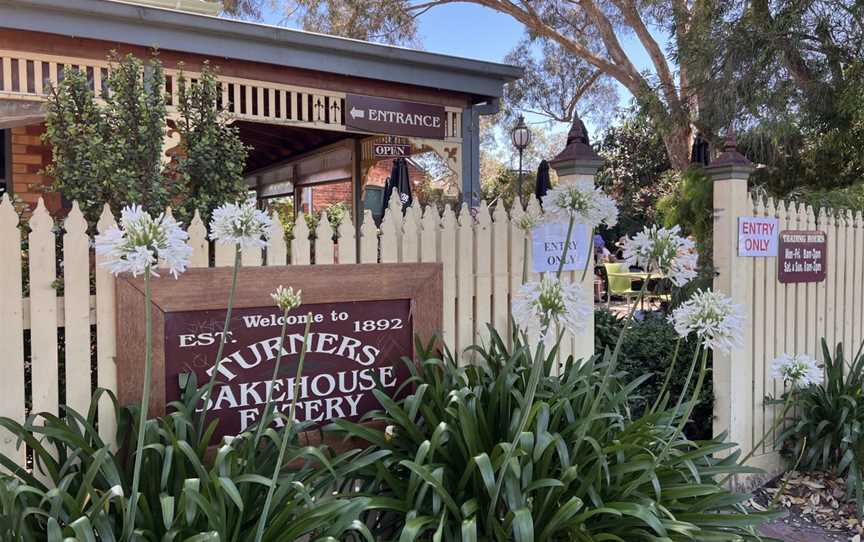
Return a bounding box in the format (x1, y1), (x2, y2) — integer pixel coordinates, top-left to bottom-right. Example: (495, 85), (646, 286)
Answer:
(707, 129), (759, 486)
(548, 112), (603, 364)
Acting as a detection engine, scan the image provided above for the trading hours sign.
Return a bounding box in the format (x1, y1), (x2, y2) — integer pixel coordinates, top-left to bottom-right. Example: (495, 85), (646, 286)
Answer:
(778, 230), (827, 283)
(116, 264), (442, 443)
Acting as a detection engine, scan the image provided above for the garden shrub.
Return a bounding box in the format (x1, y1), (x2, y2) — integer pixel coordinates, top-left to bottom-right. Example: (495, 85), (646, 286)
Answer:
(594, 308), (713, 439)
(332, 331), (774, 541)
(778, 340), (864, 513)
(0, 382), (372, 541)
(44, 54), (248, 227)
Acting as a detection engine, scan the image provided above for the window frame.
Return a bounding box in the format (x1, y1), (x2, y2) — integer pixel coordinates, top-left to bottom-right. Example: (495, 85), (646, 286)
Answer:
(0, 128), (10, 196)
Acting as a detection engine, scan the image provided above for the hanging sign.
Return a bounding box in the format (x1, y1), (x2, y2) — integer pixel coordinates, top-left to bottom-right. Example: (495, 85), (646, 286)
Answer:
(116, 264), (442, 443)
(372, 136), (412, 158)
(346, 94), (446, 139)
(531, 222), (590, 273)
(738, 216), (779, 257)
(778, 230), (827, 283)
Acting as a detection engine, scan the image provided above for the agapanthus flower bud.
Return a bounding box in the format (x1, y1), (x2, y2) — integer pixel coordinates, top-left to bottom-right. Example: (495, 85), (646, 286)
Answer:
(271, 285), (302, 312)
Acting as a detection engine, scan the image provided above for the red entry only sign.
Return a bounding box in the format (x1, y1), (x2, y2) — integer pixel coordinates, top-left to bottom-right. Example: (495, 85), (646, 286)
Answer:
(738, 216), (779, 257)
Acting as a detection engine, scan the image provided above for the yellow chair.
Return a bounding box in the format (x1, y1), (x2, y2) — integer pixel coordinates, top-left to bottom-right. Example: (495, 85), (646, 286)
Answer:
(603, 262), (639, 307)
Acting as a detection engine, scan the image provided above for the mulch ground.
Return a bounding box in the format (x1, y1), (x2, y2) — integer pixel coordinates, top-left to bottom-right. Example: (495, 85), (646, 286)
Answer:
(750, 471), (863, 541)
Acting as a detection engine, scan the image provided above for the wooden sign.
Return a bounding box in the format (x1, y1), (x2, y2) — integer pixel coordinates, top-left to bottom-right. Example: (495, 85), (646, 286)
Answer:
(778, 230), (827, 283)
(346, 94), (446, 139)
(372, 136), (412, 158)
(116, 264), (442, 442)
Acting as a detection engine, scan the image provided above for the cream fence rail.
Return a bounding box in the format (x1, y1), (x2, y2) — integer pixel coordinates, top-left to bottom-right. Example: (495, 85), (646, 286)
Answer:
(714, 178), (864, 485)
(0, 193), (589, 467)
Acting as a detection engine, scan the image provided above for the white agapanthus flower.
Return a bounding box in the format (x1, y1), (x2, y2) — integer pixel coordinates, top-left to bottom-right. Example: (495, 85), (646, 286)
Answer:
(271, 285), (302, 312)
(209, 200), (272, 249)
(670, 289), (746, 352)
(515, 209), (542, 234)
(771, 353), (823, 387)
(94, 205), (191, 278)
(622, 225), (699, 287)
(512, 276), (592, 340)
(541, 181), (618, 229)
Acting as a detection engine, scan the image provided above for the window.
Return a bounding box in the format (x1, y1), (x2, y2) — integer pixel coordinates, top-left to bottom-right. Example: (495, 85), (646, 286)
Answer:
(0, 129), (9, 197)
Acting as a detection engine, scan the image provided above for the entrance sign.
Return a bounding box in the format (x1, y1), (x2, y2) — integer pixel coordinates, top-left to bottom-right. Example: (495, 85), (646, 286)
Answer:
(372, 136), (412, 158)
(346, 94), (446, 139)
(531, 222), (589, 273)
(738, 216), (779, 256)
(116, 264), (442, 442)
(778, 230), (827, 283)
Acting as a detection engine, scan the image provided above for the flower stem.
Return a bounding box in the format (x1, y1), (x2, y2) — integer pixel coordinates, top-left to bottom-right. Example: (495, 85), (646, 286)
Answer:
(570, 276), (651, 460)
(556, 216), (575, 279)
(658, 347), (709, 462)
(720, 394), (794, 485)
(522, 236), (528, 285)
(770, 436), (807, 507)
(254, 308), (290, 447)
(126, 270), (153, 539)
(671, 343), (702, 420)
(650, 337), (682, 414)
(197, 245), (241, 439)
(254, 314), (313, 542)
(579, 232), (594, 284)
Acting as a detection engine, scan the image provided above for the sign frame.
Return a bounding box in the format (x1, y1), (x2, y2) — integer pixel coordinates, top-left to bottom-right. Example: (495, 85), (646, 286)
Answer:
(116, 263), (443, 445)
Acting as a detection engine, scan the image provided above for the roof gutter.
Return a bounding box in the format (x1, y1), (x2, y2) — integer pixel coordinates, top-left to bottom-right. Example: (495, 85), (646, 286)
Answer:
(0, 0), (523, 100)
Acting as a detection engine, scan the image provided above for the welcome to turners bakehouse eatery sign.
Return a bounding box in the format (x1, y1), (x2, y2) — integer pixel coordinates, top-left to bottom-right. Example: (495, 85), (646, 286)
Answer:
(116, 264), (442, 442)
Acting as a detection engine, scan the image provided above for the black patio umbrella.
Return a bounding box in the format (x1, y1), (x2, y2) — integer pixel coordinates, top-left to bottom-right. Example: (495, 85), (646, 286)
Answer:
(381, 158), (413, 215)
(380, 159), (399, 217)
(535, 159), (552, 202)
(395, 157), (413, 210)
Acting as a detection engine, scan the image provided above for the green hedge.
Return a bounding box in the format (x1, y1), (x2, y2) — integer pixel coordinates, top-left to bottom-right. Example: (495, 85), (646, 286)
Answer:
(595, 308), (714, 439)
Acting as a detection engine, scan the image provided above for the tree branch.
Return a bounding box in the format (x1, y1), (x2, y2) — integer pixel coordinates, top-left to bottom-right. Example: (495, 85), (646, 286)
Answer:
(611, 0), (682, 111)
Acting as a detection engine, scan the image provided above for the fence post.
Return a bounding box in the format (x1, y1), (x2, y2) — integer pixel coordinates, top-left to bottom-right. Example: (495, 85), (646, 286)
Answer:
(707, 129), (757, 481)
(548, 112), (603, 363)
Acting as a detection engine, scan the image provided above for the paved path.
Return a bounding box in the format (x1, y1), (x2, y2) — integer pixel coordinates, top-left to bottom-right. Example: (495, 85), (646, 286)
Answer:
(760, 521), (844, 541)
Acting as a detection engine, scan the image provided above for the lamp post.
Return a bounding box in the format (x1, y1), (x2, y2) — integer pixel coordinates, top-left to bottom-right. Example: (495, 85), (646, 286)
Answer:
(510, 115), (531, 198)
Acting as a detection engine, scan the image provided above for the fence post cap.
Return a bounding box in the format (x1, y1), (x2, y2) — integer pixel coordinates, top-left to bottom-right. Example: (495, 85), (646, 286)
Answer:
(706, 127), (754, 181)
(548, 111), (604, 177)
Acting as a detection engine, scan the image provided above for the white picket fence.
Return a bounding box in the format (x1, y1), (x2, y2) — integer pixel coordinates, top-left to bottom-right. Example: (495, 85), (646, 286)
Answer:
(714, 184), (864, 484)
(0, 193), (591, 467)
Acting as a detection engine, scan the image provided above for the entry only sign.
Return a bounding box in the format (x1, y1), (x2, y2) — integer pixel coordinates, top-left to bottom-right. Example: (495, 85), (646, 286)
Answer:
(531, 221), (590, 273)
(778, 230), (827, 283)
(738, 216), (779, 257)
(116, 264), (442, 442)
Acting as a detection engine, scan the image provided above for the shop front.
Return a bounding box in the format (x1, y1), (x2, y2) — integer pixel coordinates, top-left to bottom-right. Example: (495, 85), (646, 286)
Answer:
(0, 0), (521, 224)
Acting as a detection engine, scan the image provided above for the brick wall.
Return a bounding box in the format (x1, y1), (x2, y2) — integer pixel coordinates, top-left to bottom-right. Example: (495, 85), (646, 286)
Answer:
(298, 179), (353, 215)
(10, 123), (60, 213)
